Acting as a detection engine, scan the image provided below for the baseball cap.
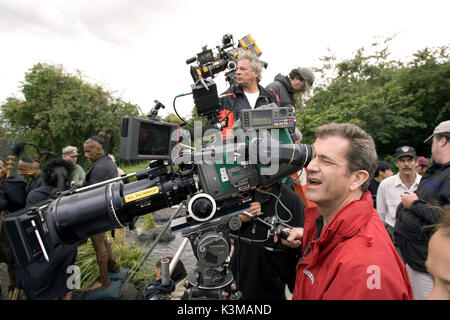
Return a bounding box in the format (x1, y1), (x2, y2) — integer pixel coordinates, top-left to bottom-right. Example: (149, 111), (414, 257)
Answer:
(298, 68), (314, 92)
(424, 120), (450, 144)
(290, 67), (314, 92)
(394, 146), (417, 160)
(62, 146), (79, 157)
(417, 156), (429, 167)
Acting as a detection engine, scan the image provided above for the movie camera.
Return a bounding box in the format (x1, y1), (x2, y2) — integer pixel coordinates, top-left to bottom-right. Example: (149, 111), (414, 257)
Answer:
(3, 34), (314, 300)
(186, 34), (266, 86)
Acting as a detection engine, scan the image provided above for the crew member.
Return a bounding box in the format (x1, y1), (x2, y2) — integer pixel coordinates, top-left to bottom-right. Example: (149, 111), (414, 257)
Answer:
(83, 131), (121, 292)
(265, 67), (314, 107)
(218, 51), (276, 139)
(231, 183), (305, 299)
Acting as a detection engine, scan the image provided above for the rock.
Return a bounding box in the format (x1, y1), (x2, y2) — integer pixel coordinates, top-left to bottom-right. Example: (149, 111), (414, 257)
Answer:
(136, 227), (175, 245)
(120, 281), (139, 300)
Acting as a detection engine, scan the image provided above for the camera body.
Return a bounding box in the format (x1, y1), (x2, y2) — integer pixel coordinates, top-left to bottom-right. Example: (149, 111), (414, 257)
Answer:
(3, 35), (314, 292)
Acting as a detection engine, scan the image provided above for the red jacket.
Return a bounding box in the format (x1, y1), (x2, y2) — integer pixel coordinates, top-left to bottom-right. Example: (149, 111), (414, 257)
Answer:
(293, 191), (413, 300)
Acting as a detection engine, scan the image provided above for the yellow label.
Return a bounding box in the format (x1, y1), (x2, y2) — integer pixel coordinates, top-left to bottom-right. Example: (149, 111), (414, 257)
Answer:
(124, 186), (159, 203)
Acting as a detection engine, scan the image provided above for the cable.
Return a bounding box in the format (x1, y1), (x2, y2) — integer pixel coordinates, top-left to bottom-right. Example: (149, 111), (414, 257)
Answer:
(256, 189), (293, 223)
(173, 93), (193, 128)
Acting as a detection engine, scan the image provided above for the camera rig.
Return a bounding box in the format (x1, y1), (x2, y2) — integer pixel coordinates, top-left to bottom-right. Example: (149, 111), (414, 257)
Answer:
(3, 34), (314, 300)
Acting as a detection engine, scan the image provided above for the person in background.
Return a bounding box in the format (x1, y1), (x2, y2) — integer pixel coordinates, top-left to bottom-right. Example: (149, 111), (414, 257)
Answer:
(265, 67), (314, 107)
(368, 160), (393, 209)
(62, 145), (86, 188)
(16, 159), (78, 300)
(83, 131), (121, 292)
(395, 120), (450, 300)
(17, 156), (44, 192)
(416, 156), (429, 176)
(0, 158), (27, 298)
(377, 146), (421, 246)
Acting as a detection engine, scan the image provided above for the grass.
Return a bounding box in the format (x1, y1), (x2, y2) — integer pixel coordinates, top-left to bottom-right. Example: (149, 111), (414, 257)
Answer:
(75, 229), (156, 292)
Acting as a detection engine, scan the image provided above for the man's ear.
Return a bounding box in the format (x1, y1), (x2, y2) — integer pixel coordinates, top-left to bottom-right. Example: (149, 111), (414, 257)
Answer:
(349, 170), (370, 192)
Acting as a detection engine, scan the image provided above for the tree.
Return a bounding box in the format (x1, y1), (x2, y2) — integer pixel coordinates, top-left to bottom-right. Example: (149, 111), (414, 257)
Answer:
(0, 63), (141, 160)
(297, 40), (450, 158)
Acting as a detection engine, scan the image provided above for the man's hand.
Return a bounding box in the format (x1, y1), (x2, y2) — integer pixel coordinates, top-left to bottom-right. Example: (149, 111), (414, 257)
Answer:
(401, 192), (419, 209)
(275, 227), (304, 248)
(239, 202), (261, 222)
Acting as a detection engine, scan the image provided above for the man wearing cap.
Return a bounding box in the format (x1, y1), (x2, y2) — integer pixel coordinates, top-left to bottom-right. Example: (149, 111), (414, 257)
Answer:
(62, 146), (86, 188)
(377, 146), (421, 246)
(395, 120), (450, 299)
(265, 67), (314, 108)
(415, 156), (429, 176)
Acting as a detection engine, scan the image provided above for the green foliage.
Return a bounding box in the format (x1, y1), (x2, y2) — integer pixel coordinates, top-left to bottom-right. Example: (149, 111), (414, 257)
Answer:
(298, 39), (450, 158)
(0, 63), (142, 159)
(75, 229), (155, 290)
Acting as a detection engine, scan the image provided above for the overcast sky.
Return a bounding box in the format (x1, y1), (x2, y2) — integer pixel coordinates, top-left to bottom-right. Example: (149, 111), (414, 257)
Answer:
(1, 0), (449, 118)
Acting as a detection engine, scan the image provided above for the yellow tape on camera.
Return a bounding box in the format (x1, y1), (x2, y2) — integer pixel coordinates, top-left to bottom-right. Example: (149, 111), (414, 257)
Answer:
(124, 186), (159, 203)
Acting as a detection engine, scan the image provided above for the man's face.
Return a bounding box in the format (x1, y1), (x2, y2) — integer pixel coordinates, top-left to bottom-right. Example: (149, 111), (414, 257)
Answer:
(291, 77), (305, 93)
(236, 59), (258, 89)
(62, 154), (78, 165)
(395, 156), (417, 176)
(415, 164), (428, 176)
(17, 160), (39, 179)
(305, 136), (354, 207)
(83, 142), (102, 163)
(0, 160), (7, 180)
(431, 135), (447, 163)
(379, 168), (394, 180)
(426, 229), (450, 300)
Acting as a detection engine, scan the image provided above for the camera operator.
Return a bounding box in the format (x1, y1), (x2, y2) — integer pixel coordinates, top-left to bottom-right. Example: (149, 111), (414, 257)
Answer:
(15, 159), (78, 300)
(265, 67), (314, 108)
(230, 182), (305, 299)
(218, 51), (277, 138)
(82, 131), (121, 292)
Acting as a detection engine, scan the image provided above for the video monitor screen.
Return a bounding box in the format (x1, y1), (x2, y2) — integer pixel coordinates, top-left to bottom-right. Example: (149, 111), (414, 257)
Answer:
(137, 122), (171, 157)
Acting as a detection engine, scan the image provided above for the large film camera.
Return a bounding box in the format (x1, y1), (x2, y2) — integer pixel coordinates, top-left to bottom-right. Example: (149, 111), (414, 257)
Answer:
(186, 34), (266, 86)
(3, 34), (314, 299)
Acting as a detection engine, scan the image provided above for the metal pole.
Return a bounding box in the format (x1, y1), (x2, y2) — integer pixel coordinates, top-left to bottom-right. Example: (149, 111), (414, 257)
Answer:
(169, 237), (189, 277)
(128, 203), (185, 282)
(160, 258), (171, 286)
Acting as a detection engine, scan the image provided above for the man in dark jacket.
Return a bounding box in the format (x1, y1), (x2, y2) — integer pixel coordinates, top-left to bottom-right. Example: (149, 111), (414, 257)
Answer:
(83, 132), (121, 292)
(265, 68), (314, 108)
(16, 159), (78, 300)
(219, 51), (276, 138)
(230, 183), (305, 299)
(0, 158), (27, 297)
(395, 120), (450, 300)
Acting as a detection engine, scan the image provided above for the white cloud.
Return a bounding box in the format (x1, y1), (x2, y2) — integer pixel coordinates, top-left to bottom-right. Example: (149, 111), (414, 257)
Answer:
(0, 0), (449, 118)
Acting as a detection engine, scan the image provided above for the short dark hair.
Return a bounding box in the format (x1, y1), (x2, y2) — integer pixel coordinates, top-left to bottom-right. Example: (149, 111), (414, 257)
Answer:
(374, 160), (392, 177)
(435, 132), (450, 143)
(315, 123), (378, 192)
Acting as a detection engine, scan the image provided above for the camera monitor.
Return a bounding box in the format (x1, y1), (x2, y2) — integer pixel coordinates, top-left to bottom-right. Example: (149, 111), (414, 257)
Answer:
(120, 117), (178, 161)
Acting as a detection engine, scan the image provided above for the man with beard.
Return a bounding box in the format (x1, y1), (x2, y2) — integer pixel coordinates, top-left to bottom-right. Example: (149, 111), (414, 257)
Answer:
(395, 120), (450, 299)
(377, 146), (422, 245)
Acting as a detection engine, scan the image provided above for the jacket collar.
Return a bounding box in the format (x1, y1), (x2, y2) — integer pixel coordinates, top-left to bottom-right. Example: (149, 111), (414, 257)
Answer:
(233, 84), (270, 99)
(302, 191), (375, 264)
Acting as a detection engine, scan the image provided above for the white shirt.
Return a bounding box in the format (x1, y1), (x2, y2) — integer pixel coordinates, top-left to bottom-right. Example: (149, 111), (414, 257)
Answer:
(376, 173), (422, 227)
(244, 90), (260, 109)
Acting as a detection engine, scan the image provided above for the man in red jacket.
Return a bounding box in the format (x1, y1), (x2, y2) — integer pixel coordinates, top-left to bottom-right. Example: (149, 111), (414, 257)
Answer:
(281, 123), (413, 299)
